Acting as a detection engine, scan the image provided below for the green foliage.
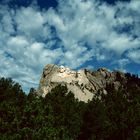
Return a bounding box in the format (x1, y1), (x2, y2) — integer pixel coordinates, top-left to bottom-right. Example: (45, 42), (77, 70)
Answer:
(0, 75), (140, 140)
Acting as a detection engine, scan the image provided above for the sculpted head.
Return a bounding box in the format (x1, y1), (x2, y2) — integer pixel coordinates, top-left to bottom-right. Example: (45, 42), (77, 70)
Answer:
(60, 65), (66, 73)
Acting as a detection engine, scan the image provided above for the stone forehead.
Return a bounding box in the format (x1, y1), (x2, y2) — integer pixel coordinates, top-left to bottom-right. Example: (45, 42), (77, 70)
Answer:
(60, 65), (65, 68)
(60, 65), (70, 70)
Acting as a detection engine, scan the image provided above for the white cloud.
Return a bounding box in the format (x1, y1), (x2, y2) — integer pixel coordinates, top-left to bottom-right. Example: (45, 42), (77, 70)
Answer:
(46, 8), (66, 32)
(116, 58), (130, 72)
(104, 34), (140, 54)
(0, 0), (140, 91)
(127, 50), (140, 64)
(15, 7), (45, 36)
(7, 36), (29, 47)
(47, 0), (140, 59)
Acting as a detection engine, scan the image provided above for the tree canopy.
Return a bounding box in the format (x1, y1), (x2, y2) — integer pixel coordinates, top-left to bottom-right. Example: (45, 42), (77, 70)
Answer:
(0, 74), (140, 140)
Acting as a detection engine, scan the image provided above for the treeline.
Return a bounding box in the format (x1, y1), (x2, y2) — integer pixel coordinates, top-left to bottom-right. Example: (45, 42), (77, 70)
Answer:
(0, 73), (140, 140)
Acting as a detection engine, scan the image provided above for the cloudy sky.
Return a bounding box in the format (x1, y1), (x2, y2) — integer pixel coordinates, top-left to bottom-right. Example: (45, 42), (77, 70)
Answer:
(0, 0), (140, 92)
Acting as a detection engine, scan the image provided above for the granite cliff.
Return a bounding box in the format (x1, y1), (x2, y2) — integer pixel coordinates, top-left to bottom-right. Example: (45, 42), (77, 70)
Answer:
(37, 64), (125, 102)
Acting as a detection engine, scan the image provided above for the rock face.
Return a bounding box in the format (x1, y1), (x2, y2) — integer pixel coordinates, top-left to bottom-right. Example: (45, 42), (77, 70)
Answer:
(37, 64), (125, 102)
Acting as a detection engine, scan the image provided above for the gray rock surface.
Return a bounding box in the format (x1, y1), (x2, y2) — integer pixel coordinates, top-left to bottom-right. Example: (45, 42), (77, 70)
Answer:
(37, 64), (125, 102)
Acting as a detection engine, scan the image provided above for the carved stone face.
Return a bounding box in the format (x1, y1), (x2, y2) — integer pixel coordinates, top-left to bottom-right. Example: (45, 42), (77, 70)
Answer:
(60, 66), (66, 73)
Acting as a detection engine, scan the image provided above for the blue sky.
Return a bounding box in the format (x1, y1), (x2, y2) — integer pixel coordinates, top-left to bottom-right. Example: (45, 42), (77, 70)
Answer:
(0, 0), (140, 91)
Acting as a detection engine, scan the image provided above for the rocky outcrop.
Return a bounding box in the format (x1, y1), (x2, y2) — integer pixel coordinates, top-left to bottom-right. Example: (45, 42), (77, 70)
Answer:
(37, 64), (126, 102)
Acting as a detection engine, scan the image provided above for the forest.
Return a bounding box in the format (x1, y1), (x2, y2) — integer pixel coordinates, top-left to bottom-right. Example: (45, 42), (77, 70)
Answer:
(0, 73), (140, 140)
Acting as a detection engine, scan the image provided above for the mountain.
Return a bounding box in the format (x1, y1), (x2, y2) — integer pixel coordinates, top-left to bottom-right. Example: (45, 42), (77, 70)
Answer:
(37, 64), (126, 102)
(0, 68), (140, 139)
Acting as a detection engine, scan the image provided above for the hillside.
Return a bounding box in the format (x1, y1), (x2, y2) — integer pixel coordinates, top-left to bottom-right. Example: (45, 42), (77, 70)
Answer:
(0, 67), (140, 140)
(38, 64), (131, 102)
